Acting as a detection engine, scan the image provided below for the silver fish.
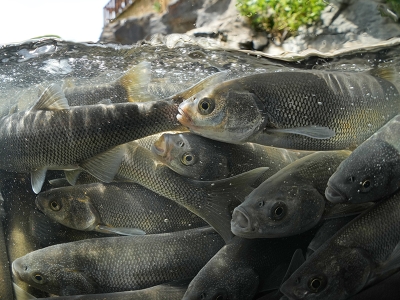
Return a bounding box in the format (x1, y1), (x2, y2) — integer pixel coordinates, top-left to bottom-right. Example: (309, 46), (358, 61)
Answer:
(231, 151), (352, 238)
(177, 69), (400, 150)
(326, 114), (400, 204)
(280, 190), (400, 300)
(36, 182), (207, 235)
(12, 227), (224, 296)
(152, 132), (311, 181)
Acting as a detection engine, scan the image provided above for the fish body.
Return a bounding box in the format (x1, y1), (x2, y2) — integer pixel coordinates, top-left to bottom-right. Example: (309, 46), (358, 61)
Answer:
(112, 143), (267, 242)
(280, 190), (400, 300)
(12, 227), (224, 295)
(36, 182), (207, 235)
(326, 114), (400, 204)
(39, 279), (190, 300)
(183, 233), (315, 300)
(152, 132), (312, 181)
(178, 70), (400, 150)
(0, 205), (13, 299)
(231, 151), (351, 238)
(0, 85), (183, 193)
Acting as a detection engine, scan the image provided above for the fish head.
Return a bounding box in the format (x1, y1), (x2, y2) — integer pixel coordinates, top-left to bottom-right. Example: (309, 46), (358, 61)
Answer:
(183, 249), (259, 300)
(177, 83), (265, 144)
(12, 253), (97, 295)
(152, 132), (229, 180)
(35, 186), (99, 231)
(232, 184), (325, 238)
(326, 139), (400, 204)
(280, 247), (371, 300)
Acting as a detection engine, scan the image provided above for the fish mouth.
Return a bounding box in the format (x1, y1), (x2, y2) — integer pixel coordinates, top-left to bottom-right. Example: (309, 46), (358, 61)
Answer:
(177, 107), (192, 127)
(152, 134), (168, 158)
(231, 207), (256, 237)
(280, 282), (308, 300)
(11, 260), (23, 281)
(325, 184), (347, 203)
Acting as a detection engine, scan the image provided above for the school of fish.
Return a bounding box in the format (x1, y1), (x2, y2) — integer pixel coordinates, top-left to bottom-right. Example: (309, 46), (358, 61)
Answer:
(2, 48), (400, 300)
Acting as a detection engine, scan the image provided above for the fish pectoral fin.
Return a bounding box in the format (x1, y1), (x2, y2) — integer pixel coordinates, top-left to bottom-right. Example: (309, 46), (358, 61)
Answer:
(324, 202), (375, 219)
(8, 104), (18, 114)
(118, 61), (155, 103)
(13, 283), (37, 300)
(96, 225), (146, 236)
(80, 144), (127, 183)
(48, 178), (71, 188)
(64, 170), (82, 186)
(97, 99), (112, 105)
(368, 67), (397, 83)
(31, 168), (47, 194)
(31, 84), (70, 111)
(61, 78), (75, 90)
(171, 71), (229, 103)
(266, 126), (335, 139)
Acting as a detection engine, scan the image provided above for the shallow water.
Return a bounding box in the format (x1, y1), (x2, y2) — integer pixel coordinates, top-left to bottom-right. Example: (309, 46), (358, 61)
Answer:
(2, 36), (400, 299)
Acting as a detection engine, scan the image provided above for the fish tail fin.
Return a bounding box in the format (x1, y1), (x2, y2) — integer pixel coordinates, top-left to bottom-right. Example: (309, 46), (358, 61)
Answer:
(117, 61), (155, 103)
(197, 167), (269, 243)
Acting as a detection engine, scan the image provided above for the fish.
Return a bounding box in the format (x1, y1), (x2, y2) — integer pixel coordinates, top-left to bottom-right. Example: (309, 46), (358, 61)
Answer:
(152, 132), (312, 181)
(106, 142), (268, 242)
(183, 233), (315, 300)
(36, 182), (207, 235)
(62, 61), (155, 106)
(325, 114), (400, 204)
(12, 227), (224, 295)
(231, 151), (354, 238)
(0, 84), (185, 193)
(280, 190), (400, 300)
(177, 69), (400, 150)
(0, 199), (13, 299)
(37, 278), (191, 299)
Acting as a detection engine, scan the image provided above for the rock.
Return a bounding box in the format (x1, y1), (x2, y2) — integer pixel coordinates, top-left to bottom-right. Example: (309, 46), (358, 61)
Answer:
(282, 0), (400, 53)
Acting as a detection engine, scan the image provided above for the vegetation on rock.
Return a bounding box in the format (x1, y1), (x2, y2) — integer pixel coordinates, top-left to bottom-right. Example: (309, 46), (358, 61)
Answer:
(236, 0), (327, 39)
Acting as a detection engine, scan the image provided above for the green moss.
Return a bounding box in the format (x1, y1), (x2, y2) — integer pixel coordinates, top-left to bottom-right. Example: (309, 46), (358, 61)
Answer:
(236, 0), (327, 37)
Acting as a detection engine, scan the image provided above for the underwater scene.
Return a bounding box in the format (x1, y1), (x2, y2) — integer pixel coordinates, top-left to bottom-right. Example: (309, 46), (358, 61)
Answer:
(2, 34), (400, 300)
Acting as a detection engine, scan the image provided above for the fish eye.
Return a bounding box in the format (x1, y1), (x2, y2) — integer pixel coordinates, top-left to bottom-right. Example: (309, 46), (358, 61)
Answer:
(181, 152), (196, 166)
(270, 202), (287, 220)
(258, 200), (265, 208)
(198, 97), (215, 115)
(360, 179), (372, 192)
(50, 201), (61, 211)
(308, 276), (326, 293)
(32, 273), (46, 284)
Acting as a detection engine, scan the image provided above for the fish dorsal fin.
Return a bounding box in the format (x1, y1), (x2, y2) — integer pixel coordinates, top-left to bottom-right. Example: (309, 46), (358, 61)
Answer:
(266, 126), (335, 139)
(64, 169), (82, 186)
(118, 61), (155, 103)
(32, 84), (70, 111)
(170, 71), (229, 104)
(31, 168), (47, 194)
(324, 202), (375, 219)
(368, 67), (397, 83)
(13, 283), (37, 300)
(96, 225), (146, 236)
(80, 144), (126, 183)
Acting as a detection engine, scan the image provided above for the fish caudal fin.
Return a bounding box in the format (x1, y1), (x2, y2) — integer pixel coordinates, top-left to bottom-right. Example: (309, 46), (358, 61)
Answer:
(80, 144), (126, 183)
(118, 61), (155, 103)
(196, 167), (269, 243)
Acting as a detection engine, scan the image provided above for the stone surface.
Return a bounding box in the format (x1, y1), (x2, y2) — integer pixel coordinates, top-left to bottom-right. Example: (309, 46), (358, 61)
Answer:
(99, 0), (400, 54)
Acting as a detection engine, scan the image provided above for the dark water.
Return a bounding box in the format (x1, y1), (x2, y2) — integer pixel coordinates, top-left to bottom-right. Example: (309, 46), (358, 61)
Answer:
(1, 36), (400, 299)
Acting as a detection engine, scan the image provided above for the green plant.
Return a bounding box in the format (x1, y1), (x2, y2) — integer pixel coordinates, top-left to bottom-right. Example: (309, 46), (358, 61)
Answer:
(153, 1), (162, 13)
(236, 0), (327, 38)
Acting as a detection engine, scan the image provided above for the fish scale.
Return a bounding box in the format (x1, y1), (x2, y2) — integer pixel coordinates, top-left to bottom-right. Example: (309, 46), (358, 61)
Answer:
(12, 227), (224, 295)
(281, 191), (400, 300)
